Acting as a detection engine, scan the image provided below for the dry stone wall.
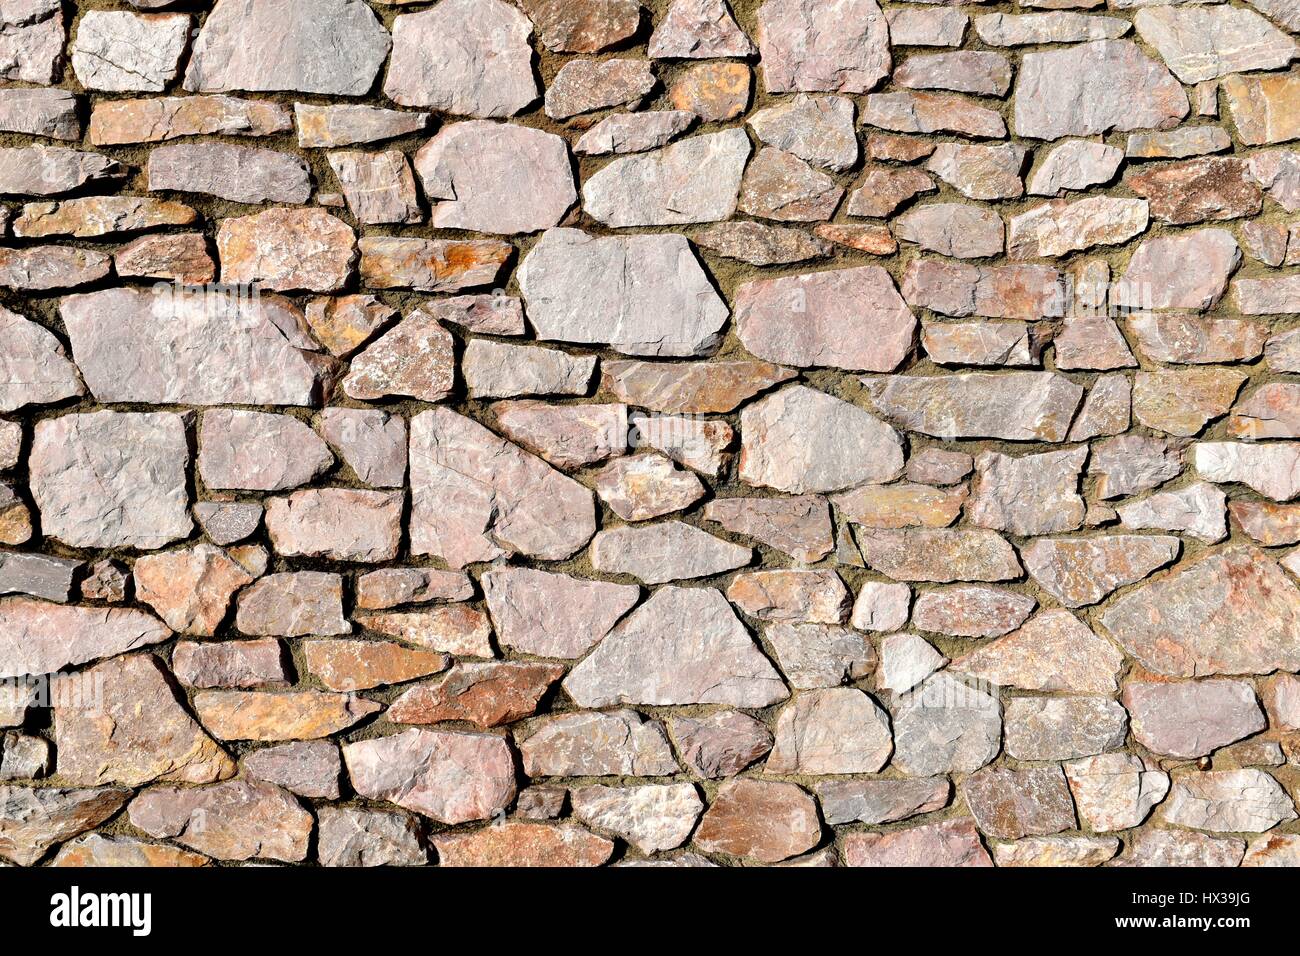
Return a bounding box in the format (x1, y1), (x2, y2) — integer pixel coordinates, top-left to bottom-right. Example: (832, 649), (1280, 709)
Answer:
(1, 0), (1299, 868)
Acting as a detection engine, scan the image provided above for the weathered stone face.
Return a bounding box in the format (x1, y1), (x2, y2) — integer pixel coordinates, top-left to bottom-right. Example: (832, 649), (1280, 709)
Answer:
(185, 0), (390, 96)
(0, 0), (1294, 871)
(1013, 40), (1188, 139)
(30, 411), (192, 551)
(519, 229), (728, 357)
(564, 586), (786, 707)
(1101, 546), (1300, 676)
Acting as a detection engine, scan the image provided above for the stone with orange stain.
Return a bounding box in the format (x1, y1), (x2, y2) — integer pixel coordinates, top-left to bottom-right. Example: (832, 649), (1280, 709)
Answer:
(388, 661), (567, 726)
(355, 606), (494, 657)
(113, 233), (215, 284)
(218, 208), (355, 292)
(834, 482), (967, 530)
(53, 654), (236, 787)
(434, 821), (613, 867)
(358, 236), (511, 292)
(1101, 545), (1300, 677)
(51, 833), (210, 867)
(693, 779), (820, 863)
(1222, 71), (1300, 145)
(132, 544), (255, 636)
(669, 62), (751, 122)
(725, 569), (849, 624)
(88, 95), (290, 145)
(602, 359), (795, 414)
(814, 222), (896, 255)
(193, 689), (381, 741)
(303, 639), (450, 692)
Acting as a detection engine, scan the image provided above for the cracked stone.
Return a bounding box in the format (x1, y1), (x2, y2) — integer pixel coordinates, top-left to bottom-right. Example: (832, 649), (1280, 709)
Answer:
(1028, 140), (1125, 196)
(864, 372), (1082, 442)
(546, 58), (656, 120)
(318, 806), (426, 868)
(54, 654), (234, 787)
(341, 307), (455, 403)
(757, 0), (890, 94)
(518, 709), (678, 777)
(575, 110), (696, 155)
(133, 544), (254, 637)
(318, 408), (406, 489)
(0, 786), (129, 867)
(1005, 696), (1127, 761)
(739, 147), (842, 222)
(862, 91), (1006, 138)
(388, 661), (565, 727)
(586, 129), (749, 227)
(843, 818), (992, 867)
(1008, 197), (1149, 259)
(572, 783), (703, 854)
(359, 237), (512, 292)
(185, 0), (389, 96)
(650, 0), (753, 58)
(1065, 753), (1168, 833)
(962, 765), (1076, 840)
(890, 672), (1002, 776)
(969, 447), (1086, 537)
(740, 385), (903, 494)
(846, 166), (936, 218)
(355, 567), (474, 611)
(194, 689), (381, 741)
(435, 821), (613, 867)
(30, 411), (191, 551)
(523, 0), (641, 53)
(765, 622), (875, 690)
(520, 229), (727, 357)
(927, 142), (1024, 199)
(71, 10), (189, 93)
(416, 122), (576, 234)
(236, 572), (350, 638)
(128, 779), (312, 862)
(912, 585), (1034, 638)
(1135, 5), (1296, 84)
(1014, 40), (1187, 139)
(1161, 769), (1297, 833)
(344, 728), (516, 824)
(694, 778), (819, 862)
(199, 410), (332, 492)
(1117, 482), (1227, 543)
(303, 639), (450, 693)
(218, 208), (355, 292)
(817, 777), (949, 826)
(409, 407), (596, 567)
(172, 639), (290, 690)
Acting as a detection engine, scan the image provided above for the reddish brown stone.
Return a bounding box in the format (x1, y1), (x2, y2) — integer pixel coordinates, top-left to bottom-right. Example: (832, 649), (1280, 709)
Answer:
(388, 662), (567, 727)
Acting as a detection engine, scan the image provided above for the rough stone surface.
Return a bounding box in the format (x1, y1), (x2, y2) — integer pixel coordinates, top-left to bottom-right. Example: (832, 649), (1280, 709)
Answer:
(1101, 546), (1300, 676)
(0, 0), (1293, 869)
(1124, 679), (1265, 758)
(416, 122), (575, 234)
(564, 586), (786, 706)
(185, 0), (389, 96)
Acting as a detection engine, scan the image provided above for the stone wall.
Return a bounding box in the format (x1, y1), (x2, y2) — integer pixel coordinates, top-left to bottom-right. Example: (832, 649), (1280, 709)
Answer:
(1, 0), (1299, 868)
